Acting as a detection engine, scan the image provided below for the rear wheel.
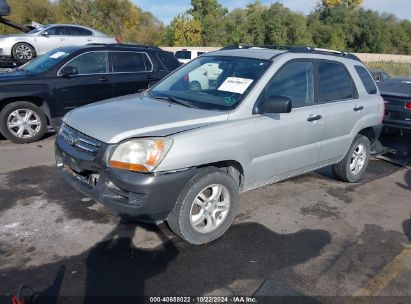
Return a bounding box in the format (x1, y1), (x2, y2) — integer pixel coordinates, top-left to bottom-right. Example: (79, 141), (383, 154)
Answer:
(167, 168), (239, 245)
(0, 101), (47, 143)
(189, 81), (201, 91)
(12, 43), (36, 61)
(332, 134), (370, 183)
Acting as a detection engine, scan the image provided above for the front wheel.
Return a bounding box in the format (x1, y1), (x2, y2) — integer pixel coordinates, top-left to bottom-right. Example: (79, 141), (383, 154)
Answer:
(332, 134), (371, 183)
(12, 42), (36, 61)
(167, 168), (239, 245)
(0, 101), (47, 143)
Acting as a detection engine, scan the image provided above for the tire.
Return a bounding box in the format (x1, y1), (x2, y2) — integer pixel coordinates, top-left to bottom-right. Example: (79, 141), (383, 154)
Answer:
(12, 42), (36, 62)
(167, 168), (240, 245)
(0, 101), (47, 144)
(332, 134), (371, 183)
(189, 81), (201, 91)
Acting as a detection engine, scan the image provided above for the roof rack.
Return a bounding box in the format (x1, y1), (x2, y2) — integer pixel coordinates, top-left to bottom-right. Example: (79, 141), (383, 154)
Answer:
(220, 45), (362, 62)
(107, 43), (162, 50)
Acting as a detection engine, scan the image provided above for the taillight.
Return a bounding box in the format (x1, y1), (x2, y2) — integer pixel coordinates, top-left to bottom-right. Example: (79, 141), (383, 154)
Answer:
(183, 74), (189, 82)
(115, 37), (121, 44)
(383, 98), (388, 121)
(405, 102), (411, 110)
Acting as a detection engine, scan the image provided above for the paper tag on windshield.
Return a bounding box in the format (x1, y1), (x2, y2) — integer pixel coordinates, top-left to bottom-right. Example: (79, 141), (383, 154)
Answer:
(50, 52), (66, 59)
(218, 77), (253, 94)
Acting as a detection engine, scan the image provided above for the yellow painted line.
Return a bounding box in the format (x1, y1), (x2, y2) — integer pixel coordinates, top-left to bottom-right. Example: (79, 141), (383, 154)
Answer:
(353, 244), (411, 298)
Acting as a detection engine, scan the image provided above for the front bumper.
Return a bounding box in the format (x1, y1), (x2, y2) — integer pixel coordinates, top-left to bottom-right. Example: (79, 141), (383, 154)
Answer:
(55, 131), (197, 222)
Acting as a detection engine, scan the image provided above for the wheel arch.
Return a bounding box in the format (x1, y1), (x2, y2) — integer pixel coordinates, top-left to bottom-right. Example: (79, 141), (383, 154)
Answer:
(0, 97), (51, 125)
(197, 160), (245, 190)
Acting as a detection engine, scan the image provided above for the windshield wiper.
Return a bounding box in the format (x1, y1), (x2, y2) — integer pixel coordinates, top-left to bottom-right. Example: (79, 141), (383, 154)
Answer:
(152, 95), (194, 108)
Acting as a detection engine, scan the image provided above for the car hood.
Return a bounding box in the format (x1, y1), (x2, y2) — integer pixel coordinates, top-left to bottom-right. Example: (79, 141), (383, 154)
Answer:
(0, 69), (34, 80)
(63, 94), (229, 144)
(0, 33), (31, 39)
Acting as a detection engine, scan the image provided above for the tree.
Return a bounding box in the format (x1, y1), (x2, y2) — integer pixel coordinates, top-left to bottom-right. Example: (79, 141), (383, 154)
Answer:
(322, 0), (363, 8)
(171, 13), (202, 46)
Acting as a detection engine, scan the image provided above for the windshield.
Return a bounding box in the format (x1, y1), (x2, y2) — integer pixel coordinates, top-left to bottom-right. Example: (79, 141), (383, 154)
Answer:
(175, 51), (191, 60)
(150, 56), (271, 110)
(19, 49), (73, 73)
(28, 26), (47, 34)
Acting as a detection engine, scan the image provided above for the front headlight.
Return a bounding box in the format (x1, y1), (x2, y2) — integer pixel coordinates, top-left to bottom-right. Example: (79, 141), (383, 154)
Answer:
(109, 138), (172, 172)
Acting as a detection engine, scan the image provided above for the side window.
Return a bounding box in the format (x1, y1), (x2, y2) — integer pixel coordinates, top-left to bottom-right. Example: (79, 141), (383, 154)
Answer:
(46, 26), (65, 35)
(263, 61), (315, 108)
(355, 65), (378, 94)
(317, 61), (357, 102)
(112, 52), (152, 73)
(66, 26), (92, 36)
(65, 52), (108, 74)
(156, 52), (180, 71)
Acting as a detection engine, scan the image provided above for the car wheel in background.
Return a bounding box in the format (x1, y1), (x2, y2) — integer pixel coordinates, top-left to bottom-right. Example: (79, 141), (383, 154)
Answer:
(189, 81), (201, 91)
(12, 43), (36, 61)
(0, 101), (47, 144)
(332, 134), (371, 183)
(167, 168), (240, 245)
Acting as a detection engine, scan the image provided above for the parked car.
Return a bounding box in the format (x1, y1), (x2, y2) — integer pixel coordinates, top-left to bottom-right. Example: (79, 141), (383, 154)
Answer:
(0, 24), (117, 63)
(379, 78), (411, 135)
(175, 49), (206, 64)
(370, 70), (391, 84)
(56, 47), (383, 245)
(0, 44), (180, 143)
(188, 62), (223, 90)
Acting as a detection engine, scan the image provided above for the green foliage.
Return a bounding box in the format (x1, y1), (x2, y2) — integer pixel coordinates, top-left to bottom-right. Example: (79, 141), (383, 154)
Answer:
(0, 0), (410, 54)
(170, 13), (202, 46)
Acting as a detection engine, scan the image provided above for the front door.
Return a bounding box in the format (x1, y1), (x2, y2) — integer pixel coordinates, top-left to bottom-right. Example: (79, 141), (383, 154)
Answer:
(54, 51), (115, 115)
(251, 60), (324, 186)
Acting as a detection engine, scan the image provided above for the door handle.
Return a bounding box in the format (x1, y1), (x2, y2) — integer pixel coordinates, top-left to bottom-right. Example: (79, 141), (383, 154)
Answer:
(354, 105), (364, 111)
(99, 77), (109, 82)
(307, 114), (323, 122)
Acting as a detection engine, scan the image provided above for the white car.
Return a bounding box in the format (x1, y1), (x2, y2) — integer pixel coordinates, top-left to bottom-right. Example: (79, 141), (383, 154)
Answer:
(0, 24), (117, 62)
(188, 62), (223, 90)
(175, 49), (207, 64)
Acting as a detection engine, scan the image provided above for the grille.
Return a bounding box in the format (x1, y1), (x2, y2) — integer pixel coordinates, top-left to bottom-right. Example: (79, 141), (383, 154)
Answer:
(60, 123), (102, 154)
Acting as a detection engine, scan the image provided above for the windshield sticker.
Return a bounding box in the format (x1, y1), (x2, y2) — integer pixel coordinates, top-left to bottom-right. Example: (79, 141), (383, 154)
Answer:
(50, 52), (67, 59)
(218, 77), (254, 94)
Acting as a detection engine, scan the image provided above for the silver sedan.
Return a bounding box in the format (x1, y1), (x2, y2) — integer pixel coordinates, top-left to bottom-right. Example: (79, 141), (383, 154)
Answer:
(0, 24), (117, 61)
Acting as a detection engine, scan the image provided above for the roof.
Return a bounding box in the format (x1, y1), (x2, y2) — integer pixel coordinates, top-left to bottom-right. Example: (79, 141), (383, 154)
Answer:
(205, 48), (287, 60)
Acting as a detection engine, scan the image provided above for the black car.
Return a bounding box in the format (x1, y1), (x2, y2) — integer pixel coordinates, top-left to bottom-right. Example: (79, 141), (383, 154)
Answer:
(379, 78), (411, 135)
(0, 44), (180, 143)
(370, 70), (391, 84)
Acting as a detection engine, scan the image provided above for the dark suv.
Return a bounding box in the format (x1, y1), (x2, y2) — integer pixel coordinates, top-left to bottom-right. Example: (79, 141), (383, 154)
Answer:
(0, 44), (180, 143)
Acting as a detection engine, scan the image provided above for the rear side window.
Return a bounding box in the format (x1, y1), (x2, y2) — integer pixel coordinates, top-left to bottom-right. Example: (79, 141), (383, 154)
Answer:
(175, 51), (191, 60)
(355, 66), (378, 94)
(317, 61), (357, 102)
(66, 26), (93, 36)
(156, 52), (180, 71)
(264, 61), (315, 108)
(112, 52), (152, 72)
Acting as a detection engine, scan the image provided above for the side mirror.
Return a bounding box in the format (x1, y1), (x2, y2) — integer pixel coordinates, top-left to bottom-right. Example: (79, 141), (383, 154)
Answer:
(59, 66), (78, 78)
(41, 31), (49, 37)
(259, 96), (292, 114)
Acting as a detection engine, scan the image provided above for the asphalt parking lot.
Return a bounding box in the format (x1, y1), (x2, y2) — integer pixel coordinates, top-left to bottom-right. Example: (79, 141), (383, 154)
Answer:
(0, 134), (410, 303)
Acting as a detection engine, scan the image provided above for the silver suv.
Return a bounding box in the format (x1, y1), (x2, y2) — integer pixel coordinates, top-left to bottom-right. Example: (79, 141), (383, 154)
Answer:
(55, 47), (384, 245)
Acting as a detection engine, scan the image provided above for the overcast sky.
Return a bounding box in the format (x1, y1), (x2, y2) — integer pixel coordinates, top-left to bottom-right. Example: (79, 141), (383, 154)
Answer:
(134, 0), (410, 24)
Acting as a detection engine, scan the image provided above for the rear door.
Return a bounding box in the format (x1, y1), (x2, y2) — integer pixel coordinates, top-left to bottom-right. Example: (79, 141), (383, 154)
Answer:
(64, 26), (92, 46)
(110, 51), (157, 96)
(252, 60), (325, 185)
(315, 60), (363, 164)
(54, 51), (115, 115)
